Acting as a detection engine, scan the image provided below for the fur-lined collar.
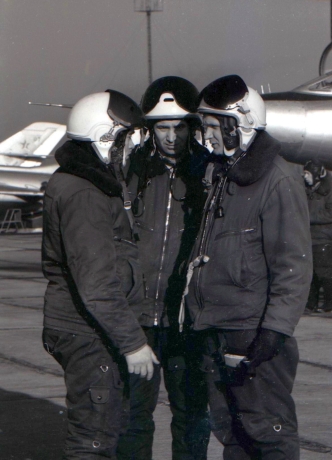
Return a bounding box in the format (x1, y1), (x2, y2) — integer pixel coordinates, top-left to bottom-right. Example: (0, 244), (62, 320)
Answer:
(225, 131), (281, 186)
(55, 140), (123, 197)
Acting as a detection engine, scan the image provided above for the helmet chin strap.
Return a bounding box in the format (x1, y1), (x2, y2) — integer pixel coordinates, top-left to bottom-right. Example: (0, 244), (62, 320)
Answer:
(92, 141), (114, 164)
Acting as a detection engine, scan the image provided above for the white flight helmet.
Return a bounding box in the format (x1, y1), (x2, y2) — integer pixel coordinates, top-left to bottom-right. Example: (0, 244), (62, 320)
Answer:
(67, 90), (143, 164)
(198, 75), (266, 155)
(141, 76), (200, 123)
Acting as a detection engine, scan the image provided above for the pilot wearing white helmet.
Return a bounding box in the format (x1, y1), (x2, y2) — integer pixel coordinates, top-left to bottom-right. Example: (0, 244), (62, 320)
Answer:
(184, 75), (313, 460)
(42, 90), (159, 459)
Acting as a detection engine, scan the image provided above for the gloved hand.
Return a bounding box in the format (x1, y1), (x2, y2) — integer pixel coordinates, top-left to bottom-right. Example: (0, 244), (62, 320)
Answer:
(125, 344), (159, 381)
(246, 328), (286, 370)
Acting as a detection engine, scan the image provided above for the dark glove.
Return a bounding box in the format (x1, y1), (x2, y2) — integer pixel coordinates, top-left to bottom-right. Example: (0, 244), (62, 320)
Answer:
(246, 328), (286, 370)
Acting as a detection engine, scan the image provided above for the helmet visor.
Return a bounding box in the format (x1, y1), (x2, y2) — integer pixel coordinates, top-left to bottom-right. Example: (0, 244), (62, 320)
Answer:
(105, 90), (143, 128)
(141, 76), (199, 116)
(200, 75), (248, 110)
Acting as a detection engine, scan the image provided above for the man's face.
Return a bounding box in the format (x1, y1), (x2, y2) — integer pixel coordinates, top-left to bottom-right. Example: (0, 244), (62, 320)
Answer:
(303, 170), (314, 186)
(202, 115), (224, 155)
(153, 119), (189, 162)
(203, 114), (240, 156)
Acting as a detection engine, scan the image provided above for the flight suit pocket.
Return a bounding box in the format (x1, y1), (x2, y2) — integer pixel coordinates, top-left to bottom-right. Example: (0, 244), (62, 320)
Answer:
(168, 356), (186, 371)
(90, 387), (110, 404)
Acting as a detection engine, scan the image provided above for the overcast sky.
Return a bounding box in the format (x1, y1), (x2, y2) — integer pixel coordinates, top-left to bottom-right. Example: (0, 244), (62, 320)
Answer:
(0, 0), (330, 140)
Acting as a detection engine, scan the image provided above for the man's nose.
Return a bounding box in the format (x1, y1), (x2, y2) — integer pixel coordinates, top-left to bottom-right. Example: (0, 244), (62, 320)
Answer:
(204, 127), (213, 140)
(166, 128), (176, 142)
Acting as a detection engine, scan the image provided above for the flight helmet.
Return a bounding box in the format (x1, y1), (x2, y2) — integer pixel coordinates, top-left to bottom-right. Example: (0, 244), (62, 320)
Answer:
(198, 75), (266, 155)
(67, 90), (143, 164)
(141, 76), (200, 123)
(304, 160), (326, 187)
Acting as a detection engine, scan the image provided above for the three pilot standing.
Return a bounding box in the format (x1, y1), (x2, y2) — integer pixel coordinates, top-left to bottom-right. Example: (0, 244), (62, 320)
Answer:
(42, 75), (312, 460)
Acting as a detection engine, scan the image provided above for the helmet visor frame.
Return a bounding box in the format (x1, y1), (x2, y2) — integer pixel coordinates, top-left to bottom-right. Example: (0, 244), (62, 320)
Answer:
(199, 75), (248, 111)
(141, 77), (199, 117)
(105, 90), (143, 129)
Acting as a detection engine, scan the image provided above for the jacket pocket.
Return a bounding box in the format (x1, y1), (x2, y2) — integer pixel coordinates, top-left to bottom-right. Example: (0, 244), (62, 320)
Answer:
(43, 331), (60, 355)
(113, 238), (143, 302)
(212, 227), (266, 289)
(214, 227), (257, 241)
(125, 257), (142, 301)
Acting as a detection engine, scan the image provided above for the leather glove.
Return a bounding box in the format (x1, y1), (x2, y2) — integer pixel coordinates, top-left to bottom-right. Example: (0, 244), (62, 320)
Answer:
(246, 328), (286, 370)
(125, 344), (159, 381)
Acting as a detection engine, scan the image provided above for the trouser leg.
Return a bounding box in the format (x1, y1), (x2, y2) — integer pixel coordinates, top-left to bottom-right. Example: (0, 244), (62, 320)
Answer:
(230, 335), (299, 459)
(43, 329), (128, 460)
(320, 275), (332, 310)
(116, 367), (161, 460)
(163, 329), (210, 460)
(204, 330), (300, 460)
(116, 328), (161, 460)
(306, 270), (320, 310)
(203, 330), (255, 460)
(117, 326), (210, 460)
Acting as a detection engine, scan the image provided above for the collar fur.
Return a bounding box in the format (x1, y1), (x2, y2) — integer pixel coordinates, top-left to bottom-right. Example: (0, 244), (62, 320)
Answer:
(55, 140), (123, 197)
(226, 131), (281, 186)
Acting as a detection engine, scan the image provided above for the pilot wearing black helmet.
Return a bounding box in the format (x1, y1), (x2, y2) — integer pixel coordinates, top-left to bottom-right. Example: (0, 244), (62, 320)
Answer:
(116, 76), (211, 460)
(183, 75), (313, 459)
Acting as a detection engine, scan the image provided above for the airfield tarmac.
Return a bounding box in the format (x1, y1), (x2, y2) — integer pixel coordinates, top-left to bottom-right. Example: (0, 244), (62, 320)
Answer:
(0, 232), (331, 460)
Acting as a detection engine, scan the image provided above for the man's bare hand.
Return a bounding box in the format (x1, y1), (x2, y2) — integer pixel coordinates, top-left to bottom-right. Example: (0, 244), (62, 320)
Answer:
(125, 344), (159, 380)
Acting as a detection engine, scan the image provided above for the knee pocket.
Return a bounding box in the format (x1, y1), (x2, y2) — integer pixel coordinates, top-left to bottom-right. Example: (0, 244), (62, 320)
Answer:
(90, 386), (110, 404)
(239, 413), (295, 442)
(167, 355), (186, 371)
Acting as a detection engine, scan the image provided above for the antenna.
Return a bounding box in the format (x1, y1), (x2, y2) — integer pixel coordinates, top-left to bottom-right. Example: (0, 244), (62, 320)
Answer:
(28, 102), (73, 108)
(134, 0), (163, 84)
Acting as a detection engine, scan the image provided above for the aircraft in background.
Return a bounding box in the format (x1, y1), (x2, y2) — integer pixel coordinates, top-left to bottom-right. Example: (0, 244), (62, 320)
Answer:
(264, 73), (332, 169)
(2, 69), (332, 226)
(0, 122), (66, 167)
(0, 122), (66, 224)
(263, 40), (332, 168)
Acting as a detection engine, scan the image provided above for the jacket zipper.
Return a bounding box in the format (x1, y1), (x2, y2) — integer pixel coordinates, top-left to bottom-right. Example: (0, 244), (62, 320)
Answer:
(154, 171), (173, 325)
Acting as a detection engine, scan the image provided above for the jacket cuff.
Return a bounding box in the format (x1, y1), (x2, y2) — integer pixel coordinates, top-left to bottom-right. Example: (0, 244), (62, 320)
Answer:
(124, 343), (147, 356)
(119, 336), (147, 356)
